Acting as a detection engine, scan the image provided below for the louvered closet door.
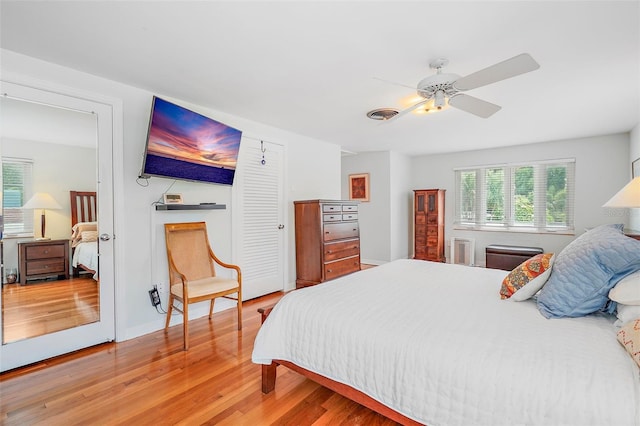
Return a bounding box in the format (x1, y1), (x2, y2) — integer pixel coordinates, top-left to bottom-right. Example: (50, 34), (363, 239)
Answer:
(234, 139), (285, 301)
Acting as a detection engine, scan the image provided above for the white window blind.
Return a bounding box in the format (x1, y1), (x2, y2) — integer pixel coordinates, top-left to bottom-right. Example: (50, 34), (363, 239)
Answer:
(454, 159), (575, 233)
(2, 158), (34, 237)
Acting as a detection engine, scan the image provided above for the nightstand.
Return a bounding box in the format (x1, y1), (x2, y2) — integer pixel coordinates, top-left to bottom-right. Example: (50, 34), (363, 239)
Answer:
(18, 239), (70, 285)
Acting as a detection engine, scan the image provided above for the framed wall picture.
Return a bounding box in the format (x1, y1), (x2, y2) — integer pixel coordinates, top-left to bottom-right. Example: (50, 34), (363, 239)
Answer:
(349, 173), (370, 202)
(633, 158), (640, 178)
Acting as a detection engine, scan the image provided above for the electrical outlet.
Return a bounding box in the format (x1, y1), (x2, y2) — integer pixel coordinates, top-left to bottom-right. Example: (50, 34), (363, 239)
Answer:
(157, 282), (165, 294)
(149, 287), (161, 307)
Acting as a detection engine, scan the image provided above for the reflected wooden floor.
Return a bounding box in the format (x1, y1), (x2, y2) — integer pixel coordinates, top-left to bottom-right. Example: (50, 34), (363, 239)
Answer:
(2, 276), (99, 343)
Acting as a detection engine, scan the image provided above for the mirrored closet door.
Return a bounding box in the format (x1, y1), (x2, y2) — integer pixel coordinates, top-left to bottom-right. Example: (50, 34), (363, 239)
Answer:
(0, 81), (115, 372)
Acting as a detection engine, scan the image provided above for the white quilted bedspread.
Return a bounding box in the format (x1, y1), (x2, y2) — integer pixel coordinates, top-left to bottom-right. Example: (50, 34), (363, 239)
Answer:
(252, 259), (640, 426)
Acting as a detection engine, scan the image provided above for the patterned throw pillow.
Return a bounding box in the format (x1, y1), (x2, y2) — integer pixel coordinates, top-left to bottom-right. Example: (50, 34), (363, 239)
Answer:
(617, 318), (640, 368)
(500, 253), (555, 301)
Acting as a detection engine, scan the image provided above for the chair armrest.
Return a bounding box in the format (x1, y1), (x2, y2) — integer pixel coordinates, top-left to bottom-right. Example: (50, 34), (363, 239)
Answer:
(208, 248), (242, 277)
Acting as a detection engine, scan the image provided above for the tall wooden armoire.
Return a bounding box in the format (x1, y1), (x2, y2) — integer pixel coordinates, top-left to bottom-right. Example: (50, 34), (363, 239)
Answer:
(413, 189), (445, 262)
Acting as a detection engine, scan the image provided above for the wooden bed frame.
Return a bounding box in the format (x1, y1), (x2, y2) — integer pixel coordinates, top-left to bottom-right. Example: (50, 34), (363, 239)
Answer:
(70, 190), (98, 277)
(258, 305), (422, 426)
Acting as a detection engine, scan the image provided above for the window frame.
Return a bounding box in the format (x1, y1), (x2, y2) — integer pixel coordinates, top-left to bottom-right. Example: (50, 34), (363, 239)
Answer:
(454, 159), (575, 234)
(2, 157), (34, 238)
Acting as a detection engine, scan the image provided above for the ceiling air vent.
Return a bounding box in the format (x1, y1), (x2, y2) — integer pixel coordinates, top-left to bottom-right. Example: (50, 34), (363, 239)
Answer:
(366, 108), (399, 120)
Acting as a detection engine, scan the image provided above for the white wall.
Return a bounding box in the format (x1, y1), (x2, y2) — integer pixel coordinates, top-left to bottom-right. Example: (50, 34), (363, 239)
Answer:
(341, 150), (411, 264)
(411, 133), (631, 265)
(389, 151), (412, 260)
(629, 124), (640, 230)
(1, 49), (342, 341)
(342, 152), (390, 263)
(1, 138), (95, 274)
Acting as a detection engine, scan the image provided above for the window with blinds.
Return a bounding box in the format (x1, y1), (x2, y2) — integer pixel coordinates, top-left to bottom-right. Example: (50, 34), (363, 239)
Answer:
(454, 159), (575, 233)
(2, 158), (34, 237)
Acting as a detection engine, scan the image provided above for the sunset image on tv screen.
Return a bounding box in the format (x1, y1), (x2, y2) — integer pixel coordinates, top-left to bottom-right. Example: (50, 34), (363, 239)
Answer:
(142, 97), (242, 185)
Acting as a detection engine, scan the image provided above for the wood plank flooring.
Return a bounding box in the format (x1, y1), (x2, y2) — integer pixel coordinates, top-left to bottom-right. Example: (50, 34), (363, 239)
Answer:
(2, 277), (99, 343)
(0, 289), (400, 425)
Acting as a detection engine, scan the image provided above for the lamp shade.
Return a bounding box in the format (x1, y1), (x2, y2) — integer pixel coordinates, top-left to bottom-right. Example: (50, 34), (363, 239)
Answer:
(603, 177), (640, 208)
(22, 192), (62, 210)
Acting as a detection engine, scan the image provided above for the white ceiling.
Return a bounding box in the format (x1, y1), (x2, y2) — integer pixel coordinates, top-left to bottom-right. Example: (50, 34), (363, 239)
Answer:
(1, 1), (638, 156)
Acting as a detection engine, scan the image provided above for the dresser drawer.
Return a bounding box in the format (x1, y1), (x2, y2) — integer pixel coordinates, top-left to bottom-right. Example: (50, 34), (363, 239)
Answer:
(427, 236), (439, 247)
(324, 239), (360, 261)
(342, 213), (358, 221)
(426, 226), (438, 236)
(26, 259), (66, 276)
(324, 256), (360, 280)
(322, 204), (343, 213)
(427, 215), (439, 225)
(26, 244), (66, 260)
(342, 204), (358, 212)
(323, 213), (342, 222)
(323, 222), (359, 241)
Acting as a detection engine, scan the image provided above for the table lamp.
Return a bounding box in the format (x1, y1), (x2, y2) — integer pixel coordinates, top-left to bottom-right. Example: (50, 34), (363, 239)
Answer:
(22, 192), (62, 240)
(603, 177), (640, 208)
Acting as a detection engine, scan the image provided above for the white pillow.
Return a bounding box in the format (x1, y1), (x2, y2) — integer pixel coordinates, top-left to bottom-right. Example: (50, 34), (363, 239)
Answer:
(615, 304), (640, 326)
(609, 271), (640, 305)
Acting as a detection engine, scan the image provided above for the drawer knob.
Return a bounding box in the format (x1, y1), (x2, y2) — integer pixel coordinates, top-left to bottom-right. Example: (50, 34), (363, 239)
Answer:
(327, 269), (332, 273)
(327, 250), (332, 254)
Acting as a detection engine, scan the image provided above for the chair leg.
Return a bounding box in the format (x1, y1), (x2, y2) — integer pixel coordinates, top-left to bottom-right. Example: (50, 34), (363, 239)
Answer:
(183, 301), (189, 351)
(209, 299), (215, 319)
(164, 293), (174, 331)
(237, 297), (242, 330)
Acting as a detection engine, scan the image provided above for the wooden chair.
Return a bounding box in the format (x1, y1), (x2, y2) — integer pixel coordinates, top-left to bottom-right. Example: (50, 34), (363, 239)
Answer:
(164, 222), (242, 350)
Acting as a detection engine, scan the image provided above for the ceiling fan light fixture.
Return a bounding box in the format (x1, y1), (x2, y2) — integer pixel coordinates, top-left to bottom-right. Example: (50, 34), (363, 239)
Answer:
(414, 98), (449, 114)
(434, 90), (445, 109)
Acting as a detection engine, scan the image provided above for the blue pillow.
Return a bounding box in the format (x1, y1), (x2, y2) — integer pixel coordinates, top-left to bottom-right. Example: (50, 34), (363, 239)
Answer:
(537, 224), (640, 318)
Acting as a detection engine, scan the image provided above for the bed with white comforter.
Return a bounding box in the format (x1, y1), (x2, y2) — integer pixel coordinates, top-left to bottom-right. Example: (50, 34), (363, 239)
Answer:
(252, 259), (640, 426)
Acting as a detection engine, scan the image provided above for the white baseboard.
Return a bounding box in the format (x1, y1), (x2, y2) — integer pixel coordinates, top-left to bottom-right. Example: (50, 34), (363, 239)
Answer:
(122, 298), (236, 342)
(361, 259), (387, 266)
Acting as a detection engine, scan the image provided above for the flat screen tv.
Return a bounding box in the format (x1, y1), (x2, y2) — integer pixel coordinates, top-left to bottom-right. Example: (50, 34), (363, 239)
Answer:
(140, 96), (242, 185)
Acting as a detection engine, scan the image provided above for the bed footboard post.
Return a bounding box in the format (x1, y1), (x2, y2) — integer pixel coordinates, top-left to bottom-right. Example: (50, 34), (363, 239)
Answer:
(258, 304), (279, 393)
(262, 362), (277, 394)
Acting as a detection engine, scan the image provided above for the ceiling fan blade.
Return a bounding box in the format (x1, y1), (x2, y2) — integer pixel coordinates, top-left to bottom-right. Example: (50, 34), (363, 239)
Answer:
(372, 76), (416, 91)
(448, 94), (501, 118)
(386, 99), (429, 121)
(453, 53), (540, 91)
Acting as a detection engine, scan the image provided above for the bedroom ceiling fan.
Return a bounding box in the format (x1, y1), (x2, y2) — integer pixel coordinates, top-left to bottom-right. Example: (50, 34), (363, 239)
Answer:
(385, 53), (540, 120)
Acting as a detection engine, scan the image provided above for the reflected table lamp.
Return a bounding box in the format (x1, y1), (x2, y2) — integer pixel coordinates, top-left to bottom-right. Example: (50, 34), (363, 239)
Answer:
(22, 192), (62, 240)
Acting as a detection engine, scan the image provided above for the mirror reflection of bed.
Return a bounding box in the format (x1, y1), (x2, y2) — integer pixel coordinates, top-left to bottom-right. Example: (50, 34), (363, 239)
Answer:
(1, 191), (100, 344)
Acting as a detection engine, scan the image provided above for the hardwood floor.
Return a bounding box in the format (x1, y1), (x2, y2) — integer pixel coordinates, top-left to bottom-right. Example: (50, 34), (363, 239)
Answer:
(0, 290), (400, 425)
(2, 276), (99, 343)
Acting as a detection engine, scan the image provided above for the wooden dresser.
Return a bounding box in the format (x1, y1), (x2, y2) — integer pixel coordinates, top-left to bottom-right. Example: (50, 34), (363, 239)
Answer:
(413, 189), (446, 262)
(18, 239), (70, 285)
(294, 199), (361, 288)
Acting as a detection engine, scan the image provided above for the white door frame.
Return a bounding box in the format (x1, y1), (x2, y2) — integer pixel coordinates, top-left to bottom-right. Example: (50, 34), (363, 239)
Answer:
(0, 79), (124, 371)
